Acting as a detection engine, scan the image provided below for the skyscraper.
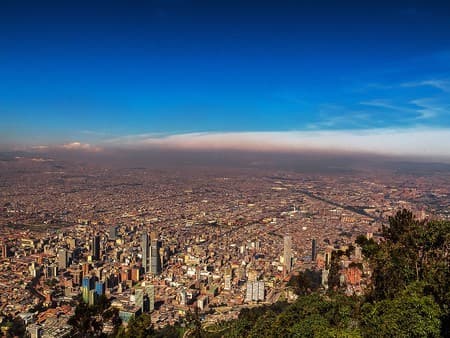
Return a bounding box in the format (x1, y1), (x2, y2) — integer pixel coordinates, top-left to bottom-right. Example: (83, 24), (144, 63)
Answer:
(88, 289), (96, 306)
(1, 244), (9, 258)
(141, 233), (150, 273)
(150, 238), (162, 275)
(58, 248), (68, 270)
(92, 235), (100, 261)
(145, 284), (155, 312)
(82, 276), (97, 304)
(109, 226), (118, 240)
(283, 235), (292, 274)
(312, 238), (317, 262)
(224, 268), (232, 290)
(95, 281), (105, 296)
(135, 288), (144, 312)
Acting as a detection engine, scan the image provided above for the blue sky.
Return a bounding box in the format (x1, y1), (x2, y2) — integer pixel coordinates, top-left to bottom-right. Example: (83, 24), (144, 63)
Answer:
(1, 0), (450, 156)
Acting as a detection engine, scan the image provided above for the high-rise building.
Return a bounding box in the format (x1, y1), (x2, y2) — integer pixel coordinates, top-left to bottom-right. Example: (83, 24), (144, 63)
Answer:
(1, 244), (9, 258)
(312, 238), (317, 262)
(82, 262), (90, 277)
(150, 231), (157, 241)
(324, 247), (333, 268)
(131, 267), (140, 281)
(71, 266), (82, 286)
(224, 268), (232, 291)
(95, 281), (105, 296)
(283, 235), (293, 274)
(82, 276), (92, 303)
(81, 275), (98, 303)
(142, 294), (150, 313)
(141, 233), (150, 273)
(134, 287), (152, 313)
(92, 235), (100, 261)
(109, 226), (118, 240)
(245, 281), (265, 302)
(82, 276), (96, 290)
(144, 284), (155, 312)
(135, 288), (144, 311)
(58, 248), (68, 270)
(88, 289), (96, 306)
(150, 239), (162, 275)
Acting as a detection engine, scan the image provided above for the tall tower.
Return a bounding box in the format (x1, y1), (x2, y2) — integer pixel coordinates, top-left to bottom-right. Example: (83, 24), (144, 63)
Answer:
(135, 288), (144, 312)
(109, 226), (118, 240)
(58, 248), (68, 270)
(150, 238), (162, 275)
(92, 235), (100, 261)
(283, 235), (292, 274)
(141, 233), (150, 274)
(95, 281), (105, 296)
(145, 284), (155, 312)
(1, 244), (9, 258)
(311, 238), (317, 262)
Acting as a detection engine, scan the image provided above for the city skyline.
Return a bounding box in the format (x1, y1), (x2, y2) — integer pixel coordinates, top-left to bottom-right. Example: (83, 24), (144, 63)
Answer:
(1, 1), (450, 159)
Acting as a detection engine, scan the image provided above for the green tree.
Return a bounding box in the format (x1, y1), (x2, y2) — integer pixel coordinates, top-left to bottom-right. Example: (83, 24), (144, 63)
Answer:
(361, 283), (441, 338)
(186, 307), (204, 338)
(288, 269), (322, 295)
(123, 313), (154, 338)
(382, 209), (415, 244)
(355, 235), (379, 259)
(367, 210), (449, 336)
(68, 300), (103, 337)
(290, 314), (331, 337)
(247, 310), (277, 338)
(328, 250), (344, 291)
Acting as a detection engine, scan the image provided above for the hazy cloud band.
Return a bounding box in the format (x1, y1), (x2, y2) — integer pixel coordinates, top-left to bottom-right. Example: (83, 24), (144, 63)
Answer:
(99, 128), (450, 159)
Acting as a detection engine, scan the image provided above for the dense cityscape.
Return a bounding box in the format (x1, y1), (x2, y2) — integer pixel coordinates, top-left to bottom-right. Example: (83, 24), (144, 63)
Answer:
(0, 153), (449, 337)
(2, 0), (450, 336)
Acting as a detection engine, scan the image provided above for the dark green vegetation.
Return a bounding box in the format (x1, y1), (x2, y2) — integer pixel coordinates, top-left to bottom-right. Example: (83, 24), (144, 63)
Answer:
(68, 295), (121, 337)
(115, 313), (185, 338)
(0, 313), (26, 337)
(207, 295), (361, 338)
(287, 269), (322, 295)
(77, 209), (449, 337)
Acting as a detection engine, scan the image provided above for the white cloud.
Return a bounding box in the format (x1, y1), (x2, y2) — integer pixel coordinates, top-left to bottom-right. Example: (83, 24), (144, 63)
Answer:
(360, 99), (416, 113)
(401, 79), (450, 92)
(101, 128), (450, 159)
(410, 98), (449, 120)
(62, 142), (102, 152)
(361, 98), (447, 120)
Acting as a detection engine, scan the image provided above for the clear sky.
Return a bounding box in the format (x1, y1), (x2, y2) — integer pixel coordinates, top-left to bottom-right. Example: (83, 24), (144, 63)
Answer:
(1, 0), (450, 157)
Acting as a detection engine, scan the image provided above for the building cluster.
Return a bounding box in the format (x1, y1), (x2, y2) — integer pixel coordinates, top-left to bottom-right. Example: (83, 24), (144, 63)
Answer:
(0, 158), (448, 335)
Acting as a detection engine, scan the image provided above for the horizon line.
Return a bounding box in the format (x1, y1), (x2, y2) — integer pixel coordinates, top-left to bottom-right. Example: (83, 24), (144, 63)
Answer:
(3, 127), (450, 162)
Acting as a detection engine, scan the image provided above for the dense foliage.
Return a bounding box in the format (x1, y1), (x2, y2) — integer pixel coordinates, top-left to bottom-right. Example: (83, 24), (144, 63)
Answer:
(116, 313), (154, 338)
(287, 269), (322, 295)
(69, 295), (120, 337)
(210, 294), (361, 338)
